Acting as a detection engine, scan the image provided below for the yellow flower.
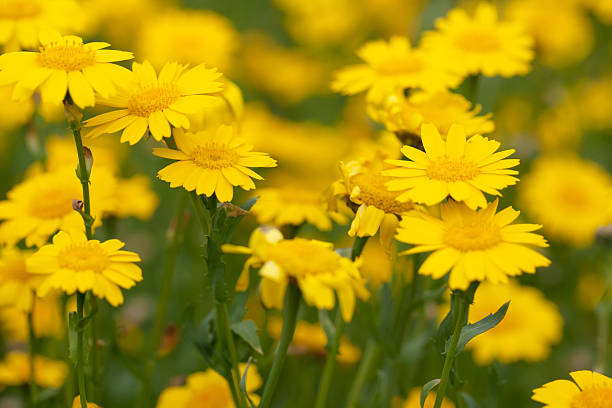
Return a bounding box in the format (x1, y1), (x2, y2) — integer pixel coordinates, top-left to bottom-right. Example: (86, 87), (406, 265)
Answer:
(268, 317), (361, 364)
(0, 351), (68, 388)
(422, 2), (534, 77)
(0, 85), (34, 130)
(519, 155), (612, 247)
(536, 103), (581, 152)
(153, 125), (277, 202)
(72, 396), (99, 408)
(27, 229), (142, 306)
(44, 133), (125, 175)
(383, 123), (519, 209)
(0, 246), (39, 311)
(84, 61), (223, 144)
(0, 296), (64, 341)
(156, 364), (262, 408)
(359, 239), (394, 285)
(532, 370), (612, 407)
(573, 77), (612, 131)
(106, 175), (159, 220)
(0, 30), (133, 108)
(224, 228), (369, 322)
(331, 36), (462, 103)
(396, 199), (550, 289)
(399, 388), (455, 408)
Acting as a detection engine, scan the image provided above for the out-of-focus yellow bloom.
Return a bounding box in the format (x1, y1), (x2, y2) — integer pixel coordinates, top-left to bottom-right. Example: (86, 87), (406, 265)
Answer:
(383, 124), (519, 209)
(186, 79), (244, 131)
(536, 102), (582, 151)
(0, 246), (38, 311)
(494, 96), (534, 142)
(138, 9), (240, 73)
(506, 0), (593, 68)
(107, 175), (158, 220)
(0, 30), (133, 108)
(573, 77), (612, 131)
(0, 85), (34, 130)
(28, 229), (142, 306)
(532, 370), (612, 407)
(398, 388), (455, 408)
(84, 61), (223, 144)
(587, 0), (612, 24)
(519, 155), (612, 247)
(0, 296), (64, 341)
(44, 133), (125, 175)
(153, 125), (276, 203)
(0, 351), (68, 388)
(577, 272), (606, 311)
(72, 396), (99, 408)
(224, 228), (369, 322)
(363, 0), (427, 38)
(268, 317), (361, 364)
(423, 2), (534, 77)
(396, 199), (550, 290)
(156, 364), (262, 408)
(359, 239), (393, 285)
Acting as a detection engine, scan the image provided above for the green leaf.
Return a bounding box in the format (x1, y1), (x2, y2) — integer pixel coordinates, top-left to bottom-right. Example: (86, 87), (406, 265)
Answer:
(240, 357), (258, 408)
(436, 306), (454, 355)
(420, 379), (440, 408)
(231, 320), (263, 355)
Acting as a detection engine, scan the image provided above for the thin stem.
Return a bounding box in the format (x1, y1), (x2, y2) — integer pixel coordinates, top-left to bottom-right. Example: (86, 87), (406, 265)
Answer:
(345, 341), (381, 408)
(28, 301), (37, 407)
(314, 312), (345, 408)
(189, 192), (212, 236)
(259, 284), (301, 408)
(466, 74), (480, 105)
(217, 302), (246, 408)
(595, 301), (611, 372)
(67, 111), (92, 240)
(76, 293), (88, 408)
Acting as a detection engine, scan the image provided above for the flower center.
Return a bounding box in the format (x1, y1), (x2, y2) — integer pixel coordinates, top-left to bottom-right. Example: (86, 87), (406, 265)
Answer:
(28, 186), (79, 219)
(376, 56), (423, 75)
(37, 40), (96, 72)
(444, 221), (502, 251)
(350, 173), (413, 213)
(187, 383), (232, 408)
(268, 239), (340, 278)
(57, 242), (110, 274)
(191, 143), (239, 170)
(127, 85), (181, 117)
(570, 387), (612, 408)
(427, 156), (480, 182)
(0, 0), (41, 19)
(455, 30), (501, 53)
(558, 184), (590, 210)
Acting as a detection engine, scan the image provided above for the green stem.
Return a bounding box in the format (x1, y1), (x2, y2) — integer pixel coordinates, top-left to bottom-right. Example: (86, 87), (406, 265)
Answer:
(28, 303), (37, 407)
(259, 284), (301, 408)
(217, 302), (246, 408)
(345, 340), (381, 408)
(466, 74), (481, 105)
(67, 112), (92, 240)
(314, 312), (345, 408)
(76, 293), (88, 408)
(595, 301), (611, 372)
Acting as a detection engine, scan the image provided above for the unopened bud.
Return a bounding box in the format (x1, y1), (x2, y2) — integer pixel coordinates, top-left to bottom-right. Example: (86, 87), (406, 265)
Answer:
(63, 100), (83, 123)
(158, 323), (181, 357)
(72, 199), (84, 212)
(82, 146), (93, 175)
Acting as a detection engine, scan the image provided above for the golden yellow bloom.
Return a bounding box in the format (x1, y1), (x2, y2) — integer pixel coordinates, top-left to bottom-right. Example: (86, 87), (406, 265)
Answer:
(154, 126), (276, 202)
(383, 123), (519, 209)
(536, 102), (581, 152)
(84, 61), (223, 144)
(399, 388), (455, 408)
(0, 246), (38, 311)
(423, 2), (534, 77)
(0, 296), (64, 341)
(331, 36), (462, 103)
(224, 228), (369, 322)
(72, 396), (99, 408)
(0, 30), (133, 108)
(0, 85), (34, 130)
(0, 351), (67, 388)
(44, 133), (125, 175)
(532, 370), (612, 407)
(156, 364), (262, 408)
(106, 175), (158, 220)
(573, 77), (612, 131)
(268, 317), (361, 364)
(359, 239), (393, 285)
(396, 199), (550, 289)
(519, 155), (612, 246)
(28, 229), (142, 306)
(577, 271), (606, 311)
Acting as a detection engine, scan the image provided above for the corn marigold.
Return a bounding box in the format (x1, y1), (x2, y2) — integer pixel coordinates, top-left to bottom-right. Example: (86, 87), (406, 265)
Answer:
(396, 199), (550, 290)
(401, 388), (455, 408)
(84, 61), (223, 144)
(0, 246), (38, 311)
(383, 123), (519, 209)
(153, 126), (277, 202)
(532, 370), (612, 408)
(27, 229), (142, 306)
(0, 296), (64, 341)
(0, 351), (67, 388)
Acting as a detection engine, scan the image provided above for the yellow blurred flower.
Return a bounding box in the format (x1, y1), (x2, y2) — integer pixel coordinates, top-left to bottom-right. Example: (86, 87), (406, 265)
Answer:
(44, 133), (125, 175)
(0, 246), (38, 311)
(106, 175), (158, 220)
(72, 396), (99, 408)
(396, 199), (550, 289)
(186, 78), (244, 131)
(532, 370), (612, 407)
(0, 85), (34, 130)
(519, 155), (612, 246)
(359, 239), (393, 285)
(536, 102), (582, 152)
(364, 0), (427, 38)
(577, 271), (606, 311)
(573, 77), (612, 131)
(399, 388), (455, 408)
(0, 296), (64, 341)
(28, 229), (142, 306)
(0, 351), (68, 388)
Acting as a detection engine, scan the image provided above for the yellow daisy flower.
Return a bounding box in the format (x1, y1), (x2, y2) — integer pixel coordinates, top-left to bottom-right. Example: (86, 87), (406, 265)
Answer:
(0, 85), (34, 130)
(401, 388), (455, 408)
(383, 123), (519, 209)
(422, 2), (534, 77)
(27, 229), (142, 306)
(0, 246), (39, 311)
(153, 126), (277, 203)
(396, 199), (550, 290)
(106, 175), (159, 221)
(0, 296), (64, 341)
(331, 36), (462, 103)
(0, 351), (68, 388)
(223, 228), (369, 322)
(519, 155), (612, 247)
(84, 60), (223, 144)
(532, 370), (612, 407)
(0, 30), (133, 108)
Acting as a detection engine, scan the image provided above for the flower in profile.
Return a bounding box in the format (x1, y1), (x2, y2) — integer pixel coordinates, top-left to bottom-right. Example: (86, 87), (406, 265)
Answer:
(383, 123), (519, 209)
(422, 2), (534, 77)
(223, 228), (369, 322)
(396, 199), (550, 289)
(84, 61), (223, 144)
(27, 229), (142, 306)
(0, 351), (68, 388)
(532, 370), (612, 407)
(519, 155), (612, 246)
(0, 246), (39, 311)
(153, 126), (277, 202)
(72, 396), (100, 408)
(156, 364), (262, 408)
(0, 30), (133, 108)
(331, 36), (462, 103)
(401, 387), (455, 408)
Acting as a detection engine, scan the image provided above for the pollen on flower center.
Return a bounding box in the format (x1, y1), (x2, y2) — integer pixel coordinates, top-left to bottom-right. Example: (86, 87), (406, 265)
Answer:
(0, 0), (41, 19)
(191, 143), (239, 170)
(57, 243), (110, 274)
(376, 56), (423, 75)
(570, 387), (612, 408)
(455, 30), (501, 53)
(350, 173), (413, 213)
(127, 85), (182, 117)
(268, 239), (340, 278)
(37, 41), (96, 72)
(28, 187), (78, 219)
(427, 156), (480, 182)
(444, 221), (502, 251)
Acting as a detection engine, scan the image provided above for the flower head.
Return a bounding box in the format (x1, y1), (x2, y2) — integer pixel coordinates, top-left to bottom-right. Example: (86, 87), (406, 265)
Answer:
(0, 30), (133, 108)
(0, 246), (39, 311)
(401, 388), (455, 408)
(0, 296), (64, 341)
(84, 60), (223, 144)
(383, 123), (519, 209)
(0, 351), (67, 388)
(153, 125), (277, 202)
(396, 199), (550, 289)
(532, 370), (612, 408)
(72, 396), (99, 408)
(27, 229), (142, 306)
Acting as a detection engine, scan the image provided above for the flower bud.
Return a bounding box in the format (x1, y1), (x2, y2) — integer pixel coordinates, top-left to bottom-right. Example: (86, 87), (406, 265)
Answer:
(63, 100), (83, 123)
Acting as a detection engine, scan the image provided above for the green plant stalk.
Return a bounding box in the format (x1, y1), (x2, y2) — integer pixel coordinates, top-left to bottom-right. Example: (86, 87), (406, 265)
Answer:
(76, 293), (88, 408)
(314, 312), (345, 408)
(216, 302), (246, 408)
(68, 116), (92, 240)
(345, 340), (382, 408)
(27, 304), (37, 407)
(434, 292), (469, 408)
(595, 300), (611, 373)
(259, 284), (301, 408)
(136, 192), (188, 408)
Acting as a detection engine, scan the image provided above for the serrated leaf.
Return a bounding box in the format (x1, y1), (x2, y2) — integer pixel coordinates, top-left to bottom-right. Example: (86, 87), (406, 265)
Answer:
(231, 320), (263, 355)
(420, 379), (440, 408)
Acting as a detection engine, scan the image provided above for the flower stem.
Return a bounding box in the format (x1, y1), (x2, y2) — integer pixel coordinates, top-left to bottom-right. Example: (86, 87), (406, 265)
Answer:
(76, 292), (88, 408)
(28, 303), (37, 407)
(345, 340), (382, 408)
(216, 301), (246, 408)
(259, 284), (301, 408)
(314, 312), (345, 408)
